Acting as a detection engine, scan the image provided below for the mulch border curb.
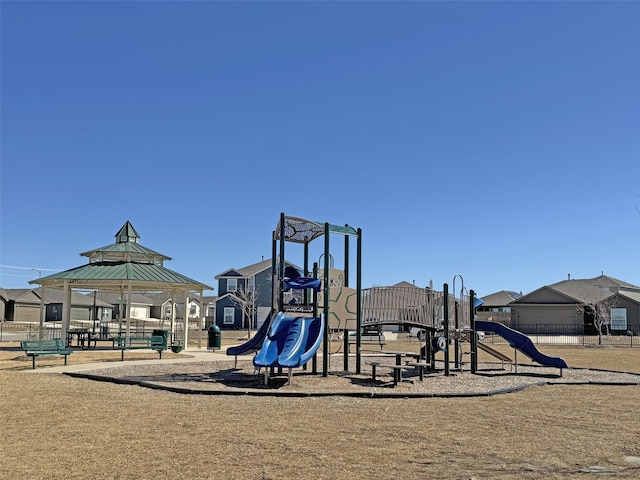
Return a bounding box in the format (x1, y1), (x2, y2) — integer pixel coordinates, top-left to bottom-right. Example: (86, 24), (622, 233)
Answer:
(63, 369), (640, 399)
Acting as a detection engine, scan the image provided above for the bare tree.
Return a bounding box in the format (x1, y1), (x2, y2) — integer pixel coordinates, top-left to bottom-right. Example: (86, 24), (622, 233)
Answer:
(591, 295), (618, 345)
(230, 284), (259, 339)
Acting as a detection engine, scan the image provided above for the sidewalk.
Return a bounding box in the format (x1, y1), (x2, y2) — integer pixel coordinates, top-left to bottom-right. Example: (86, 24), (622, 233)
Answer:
(28, 347), (254, 374)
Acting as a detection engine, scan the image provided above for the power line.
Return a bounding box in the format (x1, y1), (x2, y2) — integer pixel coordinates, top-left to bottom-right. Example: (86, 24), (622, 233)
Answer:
(0, 264), (61, 271)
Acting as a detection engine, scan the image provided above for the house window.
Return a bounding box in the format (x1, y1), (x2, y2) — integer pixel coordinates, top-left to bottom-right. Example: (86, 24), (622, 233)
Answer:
(227, 278), (237, 292)
(223, 307), (235, 325)
(248, 278), (254, 291)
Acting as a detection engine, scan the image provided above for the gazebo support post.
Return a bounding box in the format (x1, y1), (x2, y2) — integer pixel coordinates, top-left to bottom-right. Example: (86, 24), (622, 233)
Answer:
(198, 288), (204, 349)
(183, 293), (190, 350)
(61, 281), (71, 346)
(126, 283), (133, 338)
(39, 286), (45, 340)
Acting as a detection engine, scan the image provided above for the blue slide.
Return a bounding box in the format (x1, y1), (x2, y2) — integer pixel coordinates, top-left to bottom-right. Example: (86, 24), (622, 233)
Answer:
(226, 311), (283, 357)
(253, 313), (324, 370)
(475, 320), (568, 369)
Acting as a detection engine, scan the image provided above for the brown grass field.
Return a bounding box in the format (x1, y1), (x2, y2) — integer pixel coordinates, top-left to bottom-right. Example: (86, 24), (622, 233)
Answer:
(1, 336), (639, 479)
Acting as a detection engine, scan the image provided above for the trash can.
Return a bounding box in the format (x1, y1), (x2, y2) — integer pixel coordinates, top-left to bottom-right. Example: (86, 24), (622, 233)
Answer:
(152, 329), (169, 350)
(208, 324), (221, 351)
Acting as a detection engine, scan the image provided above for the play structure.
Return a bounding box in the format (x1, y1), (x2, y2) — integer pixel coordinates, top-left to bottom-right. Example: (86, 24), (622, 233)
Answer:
(227, 213), (362, 383)
(227, 213), (568, 385)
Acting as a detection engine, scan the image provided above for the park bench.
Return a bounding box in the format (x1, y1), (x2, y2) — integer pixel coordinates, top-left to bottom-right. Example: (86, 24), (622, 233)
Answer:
(20, 339), (73, 370)
(112, 335), (166, 361)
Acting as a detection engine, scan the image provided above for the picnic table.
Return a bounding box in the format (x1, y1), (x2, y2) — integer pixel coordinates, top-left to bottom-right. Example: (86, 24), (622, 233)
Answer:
(379, 350), (422, 365)
(67, 328), (91, 349)
(363, 350), (424, 386)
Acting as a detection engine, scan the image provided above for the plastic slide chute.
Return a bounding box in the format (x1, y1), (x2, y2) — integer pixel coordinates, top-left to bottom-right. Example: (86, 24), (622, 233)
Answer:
(475, 320), (568, 369)
(253, 314), (324, 370)
(226, 311), (283, 357)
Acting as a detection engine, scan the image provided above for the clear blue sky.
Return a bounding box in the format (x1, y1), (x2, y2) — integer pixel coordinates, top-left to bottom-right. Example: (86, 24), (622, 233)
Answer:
(1, 1), (639, 297)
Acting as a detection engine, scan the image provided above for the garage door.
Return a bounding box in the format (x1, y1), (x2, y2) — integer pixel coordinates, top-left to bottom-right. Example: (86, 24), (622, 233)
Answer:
(15, 305), (41, 322)
(514, 306), (579, 334)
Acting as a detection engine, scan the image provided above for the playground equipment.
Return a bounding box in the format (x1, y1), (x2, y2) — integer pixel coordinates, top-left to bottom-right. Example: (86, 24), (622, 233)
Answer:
(358, 282), (481, 375)
(253, 313), (324, 385)
(226, 311), (281, 366)
(475, 320), (568, 372)
(271, 213), (363, 375)
(228, 213), (567, 385)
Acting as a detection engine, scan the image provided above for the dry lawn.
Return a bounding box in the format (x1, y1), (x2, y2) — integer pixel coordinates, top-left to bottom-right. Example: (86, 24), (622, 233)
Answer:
(1, 338), (639, 479)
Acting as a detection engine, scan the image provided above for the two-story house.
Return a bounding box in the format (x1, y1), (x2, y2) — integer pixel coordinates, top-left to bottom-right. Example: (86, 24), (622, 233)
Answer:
(214, 259), (300, 330)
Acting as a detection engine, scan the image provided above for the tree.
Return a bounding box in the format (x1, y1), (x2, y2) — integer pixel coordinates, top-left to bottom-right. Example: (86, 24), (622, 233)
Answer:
(591, 295), (618, 345)
(229, 283), (259, 339)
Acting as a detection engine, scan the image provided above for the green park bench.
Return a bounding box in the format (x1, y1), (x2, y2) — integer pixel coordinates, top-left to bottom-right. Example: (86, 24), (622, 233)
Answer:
(20, 339), (73, 370)
(112, 335), (166, 361)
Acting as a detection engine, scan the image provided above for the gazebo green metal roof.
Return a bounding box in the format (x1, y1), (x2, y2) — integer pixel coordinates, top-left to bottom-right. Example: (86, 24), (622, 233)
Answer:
(80, 241), (170, 260)
(32, 262), (211, 292)
(30, 221), (212, 292)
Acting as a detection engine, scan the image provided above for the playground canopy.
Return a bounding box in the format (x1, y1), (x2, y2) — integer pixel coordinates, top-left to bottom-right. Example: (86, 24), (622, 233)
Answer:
(274, 216), (358, 243)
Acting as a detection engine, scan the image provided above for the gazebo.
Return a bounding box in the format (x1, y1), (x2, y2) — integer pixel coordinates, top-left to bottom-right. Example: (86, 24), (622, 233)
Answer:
(29, 221), (213, 348)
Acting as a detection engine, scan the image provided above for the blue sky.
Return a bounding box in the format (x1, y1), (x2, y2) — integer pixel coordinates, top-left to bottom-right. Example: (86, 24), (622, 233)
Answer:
(1, 1), (639, 297)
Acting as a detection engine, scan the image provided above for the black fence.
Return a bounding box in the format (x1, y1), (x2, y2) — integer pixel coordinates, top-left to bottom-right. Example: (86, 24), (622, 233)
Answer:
(484, 323), (640, 347)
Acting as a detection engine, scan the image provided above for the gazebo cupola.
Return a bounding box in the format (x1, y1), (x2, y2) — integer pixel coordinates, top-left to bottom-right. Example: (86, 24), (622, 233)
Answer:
(116, 220), (140, 244)
(80, 221), (171, 267)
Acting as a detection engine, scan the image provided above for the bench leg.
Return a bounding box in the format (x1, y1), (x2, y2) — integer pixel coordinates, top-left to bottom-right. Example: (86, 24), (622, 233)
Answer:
(64, 355), (68, 366)
(121, 350), (125, 361)
(371, 364), (377, 381)
(32, 356), (36, 370)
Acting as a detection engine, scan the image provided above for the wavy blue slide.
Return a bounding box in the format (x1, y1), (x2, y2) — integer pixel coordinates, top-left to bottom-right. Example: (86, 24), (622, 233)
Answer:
(226, 310), (283, 357)
(253, 313), (324, 383)
(475, 320), (568, 369)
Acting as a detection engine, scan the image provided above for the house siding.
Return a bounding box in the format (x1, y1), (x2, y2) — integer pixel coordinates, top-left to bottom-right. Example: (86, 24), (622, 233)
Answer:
(254, 269), (273, 308)
(215, 296), (243, 329)
(511, 305), (582, 334)
(612, 295), (640, 333)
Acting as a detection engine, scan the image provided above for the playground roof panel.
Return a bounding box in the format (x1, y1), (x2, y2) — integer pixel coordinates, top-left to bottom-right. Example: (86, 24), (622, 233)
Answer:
(275, 216), (358, 244)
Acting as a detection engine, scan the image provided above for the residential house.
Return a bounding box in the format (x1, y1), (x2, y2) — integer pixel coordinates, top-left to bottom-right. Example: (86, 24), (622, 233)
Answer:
(477, 290), (522, 324)
(509, 275), (640, 335)
(147, 293), (217, 328)
(214, 259), (300, 330)
(1, 287), (113, 323)
(93, 292), (154, 321)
